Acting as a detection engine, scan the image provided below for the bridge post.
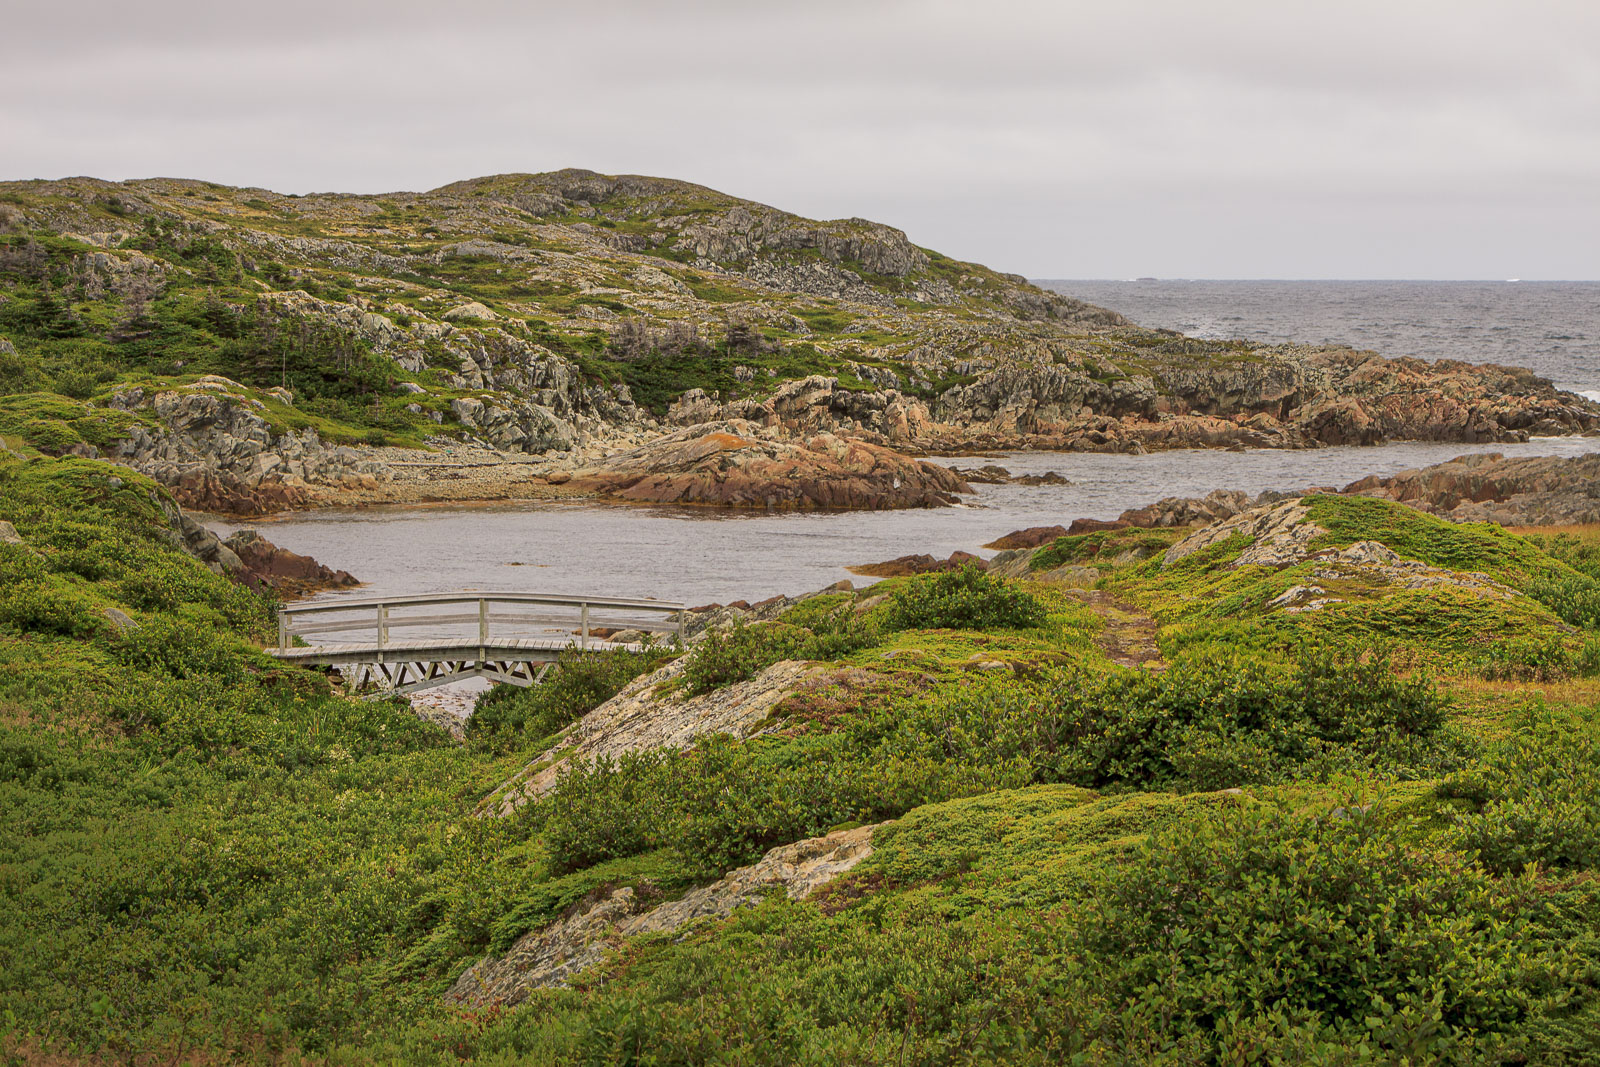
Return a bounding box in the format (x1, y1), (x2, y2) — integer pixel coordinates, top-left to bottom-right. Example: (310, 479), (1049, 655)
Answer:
(278, 610), (288, 651)
(478, 598), (488, 662)
(377, 603), (388, 650)
(580, 602), (589, 650)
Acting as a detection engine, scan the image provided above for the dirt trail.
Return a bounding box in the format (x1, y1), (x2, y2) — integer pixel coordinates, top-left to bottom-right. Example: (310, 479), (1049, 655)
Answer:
(1068, 589), (1165, 670)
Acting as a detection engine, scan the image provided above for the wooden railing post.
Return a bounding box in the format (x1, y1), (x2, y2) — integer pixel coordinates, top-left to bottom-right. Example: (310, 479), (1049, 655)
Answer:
(278, 609), (288, 651)
(580, 602), (589, 650)
(377, 603), (389, 650)
(478, 598), (488, 645)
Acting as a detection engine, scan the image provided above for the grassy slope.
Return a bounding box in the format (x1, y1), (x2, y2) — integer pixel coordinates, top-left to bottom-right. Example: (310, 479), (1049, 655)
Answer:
(5, 469), (1600, 1062)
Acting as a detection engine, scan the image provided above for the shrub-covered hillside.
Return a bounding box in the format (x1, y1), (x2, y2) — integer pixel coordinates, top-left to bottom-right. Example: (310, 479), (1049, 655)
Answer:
(6, 457), (1600, 1062)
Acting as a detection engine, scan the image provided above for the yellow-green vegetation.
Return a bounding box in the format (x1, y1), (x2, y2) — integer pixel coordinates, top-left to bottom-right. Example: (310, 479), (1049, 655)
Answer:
(0, 170), (1138, 459)
(7, 460), (1600, 1062)
(1097, 495), (1600, 678)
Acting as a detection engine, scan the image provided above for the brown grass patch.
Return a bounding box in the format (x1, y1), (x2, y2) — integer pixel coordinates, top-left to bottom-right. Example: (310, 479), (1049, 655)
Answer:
(1506, 523), (1600, 540)
(772, 668), (930, 734)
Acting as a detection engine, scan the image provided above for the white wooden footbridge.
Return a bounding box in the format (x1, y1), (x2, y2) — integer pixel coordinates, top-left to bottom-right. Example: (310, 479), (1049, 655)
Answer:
(268, 592), (686, 695)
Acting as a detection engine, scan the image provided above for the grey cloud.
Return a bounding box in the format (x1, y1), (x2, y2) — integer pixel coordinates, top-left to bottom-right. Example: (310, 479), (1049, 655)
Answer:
(4, 0), (1597, 277)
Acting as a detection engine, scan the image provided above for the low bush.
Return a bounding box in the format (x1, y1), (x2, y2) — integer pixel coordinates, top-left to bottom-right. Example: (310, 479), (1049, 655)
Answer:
(1031, 647), (1464, 791)
(880, 564), (1046, 631)
(682, 620), (813, 694)
(1442, 708), (1600, 874)
(1070, 804), (1540, 1060)
(467, 646), (670, 754)
(682, 606), (879, 695)
(0, 577), (103, 638)
(1524, 572), (1600, 630)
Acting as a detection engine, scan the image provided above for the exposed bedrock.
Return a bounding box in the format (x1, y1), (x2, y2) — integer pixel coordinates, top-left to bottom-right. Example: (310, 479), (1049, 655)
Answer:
(663, 350), (1600, 454)
(221, 529), (359, 597)
(563, 419), (971, 509)
(1343, 452), (1600, 526)
(445, 824), (880, 1006)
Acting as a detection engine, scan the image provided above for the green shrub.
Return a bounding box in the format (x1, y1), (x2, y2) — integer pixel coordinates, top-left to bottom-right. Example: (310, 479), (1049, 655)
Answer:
(542, 750), (677, 873)
(1032, 647), (1462, 791)
(682, 605), (880, 696)
(0, 578), (103, 637)
(1524, 573), (1600, 630)
(1442, 708), (1600, 874)
(682, 619), (812, 694)
(881, 564), (1046, 631)
(468, 646), (668, 754)
(109, 614), (252, 684)
(1071, 804), (1538, 1059)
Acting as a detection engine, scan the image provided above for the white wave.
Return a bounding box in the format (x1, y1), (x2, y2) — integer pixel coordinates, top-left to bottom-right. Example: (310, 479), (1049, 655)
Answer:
(1579, 390), (1600, 404)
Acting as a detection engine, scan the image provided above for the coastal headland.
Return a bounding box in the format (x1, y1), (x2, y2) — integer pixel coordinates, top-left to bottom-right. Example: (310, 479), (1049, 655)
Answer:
(2, 170), (1596, 517)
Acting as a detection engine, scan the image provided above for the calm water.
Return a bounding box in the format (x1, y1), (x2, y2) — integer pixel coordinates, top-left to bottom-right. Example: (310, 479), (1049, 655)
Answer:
(219, 436), (1600, 608)
(218, 280), (1600, 609)
(1038, 280), (1600, 397)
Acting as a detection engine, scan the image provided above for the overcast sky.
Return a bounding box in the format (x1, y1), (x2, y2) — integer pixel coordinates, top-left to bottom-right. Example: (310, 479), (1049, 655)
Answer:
(5, 0), (1597, 279)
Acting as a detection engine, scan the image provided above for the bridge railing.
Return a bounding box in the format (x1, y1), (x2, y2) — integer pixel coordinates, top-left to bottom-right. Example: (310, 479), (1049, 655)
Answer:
(276, 592), (687, 653)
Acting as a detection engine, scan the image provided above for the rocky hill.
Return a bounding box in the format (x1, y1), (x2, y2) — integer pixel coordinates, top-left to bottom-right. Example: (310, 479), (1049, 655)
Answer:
(2, 170), (1596, 513)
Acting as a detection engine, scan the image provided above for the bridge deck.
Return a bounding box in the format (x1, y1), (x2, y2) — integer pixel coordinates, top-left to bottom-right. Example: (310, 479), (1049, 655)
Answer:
(271, 636), (647, 664)
(264, 590), (682, 693)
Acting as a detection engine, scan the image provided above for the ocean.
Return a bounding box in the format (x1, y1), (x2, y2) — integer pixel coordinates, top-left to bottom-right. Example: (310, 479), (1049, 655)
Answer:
(1037, 279), (1600, 399)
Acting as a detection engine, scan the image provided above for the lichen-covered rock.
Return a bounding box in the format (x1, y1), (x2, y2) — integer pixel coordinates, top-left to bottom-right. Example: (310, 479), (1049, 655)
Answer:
(445, 823), (880, 1005)
(483, 656), (821, 818)
(1163, 500), (1325, 568)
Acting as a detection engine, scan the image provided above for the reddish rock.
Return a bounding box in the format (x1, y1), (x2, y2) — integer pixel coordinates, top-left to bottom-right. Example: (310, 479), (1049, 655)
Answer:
(1341, 452), (1600, 526)
(983, 525), (1070, 550)
(222, 529), (359, 598)
(171, 471), (313, 517)
(847, 551), (987, 578)
(1067, 517), (1131, 535)
(566, 420), (971, 510)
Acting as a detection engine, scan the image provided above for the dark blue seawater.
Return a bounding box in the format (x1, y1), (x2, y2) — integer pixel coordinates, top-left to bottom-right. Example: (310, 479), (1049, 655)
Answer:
(1037, 280), (1600, 398)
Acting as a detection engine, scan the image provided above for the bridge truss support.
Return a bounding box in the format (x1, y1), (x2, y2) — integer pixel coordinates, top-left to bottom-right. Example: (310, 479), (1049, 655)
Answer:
(347, 657), (553, 698)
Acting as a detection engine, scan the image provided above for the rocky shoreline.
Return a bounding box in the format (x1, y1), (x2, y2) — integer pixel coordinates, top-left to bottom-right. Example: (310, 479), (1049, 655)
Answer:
(78, 371), (1600, 520)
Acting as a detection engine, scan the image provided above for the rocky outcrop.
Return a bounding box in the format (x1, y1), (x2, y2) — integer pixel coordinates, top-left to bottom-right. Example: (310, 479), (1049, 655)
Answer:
(484, 656), (821, 818)
(445, 823), (879, 1006)
(983, 525), (1073, 550)
(1343, 452), (1600, 526)
(664, 351), (1600, 457)
(222, 529), (359, 597)
(13, 173), (1600, 522)
(847, 551), (985, 577)
(564, 420), (972, 509)
(1163, 499), (1325, 568)
(1121, 489), (1261, 530)
(105, 378), (386, 515)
